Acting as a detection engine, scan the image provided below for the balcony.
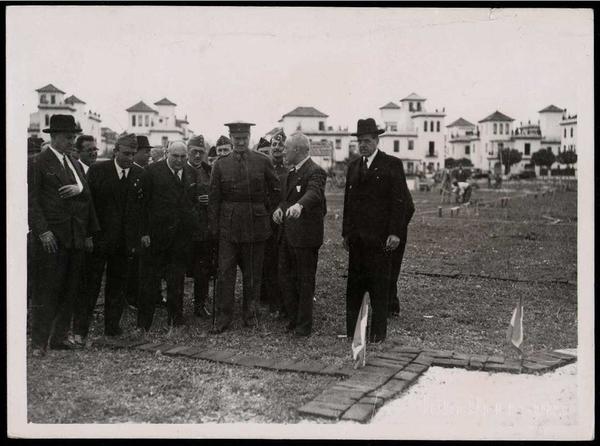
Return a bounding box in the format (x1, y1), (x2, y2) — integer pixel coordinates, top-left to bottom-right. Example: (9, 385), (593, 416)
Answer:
(425, 151), (438, 158)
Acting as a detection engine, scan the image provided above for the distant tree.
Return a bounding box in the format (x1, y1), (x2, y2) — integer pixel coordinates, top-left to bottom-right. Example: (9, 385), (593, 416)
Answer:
(557, 150), (577, 167)
(444, 157), (456, 169)
(531, 149), (556, 175)
(498, 148), (523, 174)
(456, 158), (473, 167)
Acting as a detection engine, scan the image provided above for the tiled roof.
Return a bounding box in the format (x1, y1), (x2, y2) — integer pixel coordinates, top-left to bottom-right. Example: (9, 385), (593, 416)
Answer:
(282, 106), (328, 118)
(538, 105), (564, 113)
(379, 101), (400, 109)
(36, 83), (65, 94)
(478, 110), (514, 123)
(447, 117), (475, 128)
(65, 95), (86, 105)
(126, 101), (157, 113)
(154, 97), (177, 106)
(400, 92), (426, 101)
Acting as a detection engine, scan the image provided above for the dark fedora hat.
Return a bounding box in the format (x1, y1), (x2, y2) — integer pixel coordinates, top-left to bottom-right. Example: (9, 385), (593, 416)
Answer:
(43, 114), (82, 134)
(136, 135), (153, 150)
(351, 118), (385, 137)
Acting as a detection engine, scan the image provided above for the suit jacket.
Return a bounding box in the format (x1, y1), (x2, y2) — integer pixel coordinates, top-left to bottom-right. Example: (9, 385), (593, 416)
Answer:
(208, 150), (281, 243)
(342, 150), (415, 248)
(279, 158), (327, 248)
(189, 161), (212, 242)
(87, 160), (145, 254)
(141, 160), (200, 253)
(28, 148), (99, 249)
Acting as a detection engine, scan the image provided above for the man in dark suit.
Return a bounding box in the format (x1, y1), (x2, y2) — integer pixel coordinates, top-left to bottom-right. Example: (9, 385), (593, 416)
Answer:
(72, 134), (145, 341)
(208, 122), (281, 333)
(186, 135), (213, 318)
(73, 135), (98, 174)
(273, 132), (327, 337)
(259, 129), (289, 316)
(342, 118), (413, 343)
(137, 141), (200, 331)
(28, 114), (98, 356)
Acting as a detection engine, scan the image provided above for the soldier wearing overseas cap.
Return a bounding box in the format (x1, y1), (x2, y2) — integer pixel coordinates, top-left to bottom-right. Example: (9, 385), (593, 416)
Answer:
(72, 133), (147, 342)
(215, 135), (233, 158)
(207, 146), (218, 166)
(259, 128), (289, 316)
(208, 121), (281, 333)
(186, 135), (214, 318)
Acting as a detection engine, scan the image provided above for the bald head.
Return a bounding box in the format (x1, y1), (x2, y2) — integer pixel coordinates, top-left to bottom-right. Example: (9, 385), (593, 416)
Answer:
(167, 141), (188, 171)
(284, 132), (310, 166)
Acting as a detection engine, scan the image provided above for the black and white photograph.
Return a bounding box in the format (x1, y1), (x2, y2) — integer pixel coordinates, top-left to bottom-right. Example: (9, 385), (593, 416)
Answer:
(6, 5), (594, 439)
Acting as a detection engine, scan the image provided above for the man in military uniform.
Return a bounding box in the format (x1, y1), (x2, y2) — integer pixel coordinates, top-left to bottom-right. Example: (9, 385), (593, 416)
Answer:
(208, 122), (281, 333)
(207, 146), (218, 166)
(187, 135), (213, 318)
(215, 135), (233, 158)
(259, 129), (288, 315)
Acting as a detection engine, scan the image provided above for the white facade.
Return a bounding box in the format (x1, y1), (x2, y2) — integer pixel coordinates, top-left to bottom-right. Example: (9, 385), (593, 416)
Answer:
(278, 107), (354, 163)
(446, 118), (480, 167)
(28, 84), (102, 144)
(560, 115), (577, 153)
(126, 98), (194, 148)
(476, 111), (514, 171)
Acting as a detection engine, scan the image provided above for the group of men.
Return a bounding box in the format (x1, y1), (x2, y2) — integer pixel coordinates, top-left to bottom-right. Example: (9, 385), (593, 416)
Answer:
(27, 113), (414, 357)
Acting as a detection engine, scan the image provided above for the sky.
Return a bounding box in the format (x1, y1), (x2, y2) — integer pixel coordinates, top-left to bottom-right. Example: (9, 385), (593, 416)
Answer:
(7, 6), (593, 144)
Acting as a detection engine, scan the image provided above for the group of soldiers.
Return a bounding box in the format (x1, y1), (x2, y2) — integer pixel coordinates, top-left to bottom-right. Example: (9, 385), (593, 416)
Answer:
(27, 114), (414, 357)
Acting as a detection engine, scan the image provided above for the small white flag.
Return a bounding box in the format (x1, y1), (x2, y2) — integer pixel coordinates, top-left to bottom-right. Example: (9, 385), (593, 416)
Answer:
(507, 296), (524, 351)
(352, 293), (370, 368)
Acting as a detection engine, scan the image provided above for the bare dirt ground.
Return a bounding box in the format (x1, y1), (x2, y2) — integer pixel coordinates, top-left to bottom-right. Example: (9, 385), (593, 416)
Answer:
(27, 180), (577, 423)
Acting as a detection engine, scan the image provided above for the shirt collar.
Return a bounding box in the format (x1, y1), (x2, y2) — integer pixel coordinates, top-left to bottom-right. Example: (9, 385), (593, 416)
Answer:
(293, 155), (310, 172)
(48, 145), (67, 162)
(365, 149), (378, 166)
(166, 159), (181, 177)
(114, 158), (130, 176)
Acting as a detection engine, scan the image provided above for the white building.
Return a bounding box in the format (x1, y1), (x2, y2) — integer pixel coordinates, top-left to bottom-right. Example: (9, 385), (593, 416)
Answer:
(100, 127), (118, 156)
(277, 107), (354, 164)
(446, 118), (480, 166)
(126, 98), (194, 148)
(28, 84), (102, 144)
(538, 105), (563, 155)
(560, 113), (577, 154)
(378, 93), (446, 174)
(476, 110), (515, 172)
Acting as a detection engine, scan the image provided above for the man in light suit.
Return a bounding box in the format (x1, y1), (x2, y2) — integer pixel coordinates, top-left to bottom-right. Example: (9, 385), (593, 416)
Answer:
(342, 118), (413, 343)
(273, 132), (327, 337)
(28, 115), (98, 356)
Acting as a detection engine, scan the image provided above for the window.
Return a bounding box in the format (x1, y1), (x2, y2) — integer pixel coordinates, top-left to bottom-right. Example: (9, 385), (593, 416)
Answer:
(139, 115), (143, 127)
(564, 145), (567, 151)
(132, 115), (136, 126)
(393, 140), (400, 152)
(499, 124), (503, 135)
(428, 141), (435, 156)
(407, 162), (414, 174)
(465, 145), (470, 155)
(45, 114), (49, 126)
(436, 121), (440, 132)
(408, 140), (414, 151)
(40, 94), (47, 104)
(417, 102), (422, 111)
(493, 123), (497, 134)
(319, 121), (325, 131)
(505, 123), (509, 134)
(524, 143), (531, 156)
(385, 122), (398, 132)
(335, 139), (341, 150)
(51, 95), (55, 104)
(564, 128), (567, 137)
(409, 102), (414, 112)
(161, 136), (169, 148)
(547, 146), (552, 153)
(570, 127), (573, 137)
(145, 115), (149, 126)
(423, 121), (428, 132)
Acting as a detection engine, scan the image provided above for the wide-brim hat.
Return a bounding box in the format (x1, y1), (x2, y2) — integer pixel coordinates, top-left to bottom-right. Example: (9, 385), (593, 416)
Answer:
(136, 135), (153, 150)
(43, 114), (82, 134)
(351, 118), (385, 137)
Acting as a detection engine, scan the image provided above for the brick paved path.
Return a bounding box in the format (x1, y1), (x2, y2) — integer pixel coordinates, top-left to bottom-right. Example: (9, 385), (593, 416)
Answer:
(92, 338), (576, 423)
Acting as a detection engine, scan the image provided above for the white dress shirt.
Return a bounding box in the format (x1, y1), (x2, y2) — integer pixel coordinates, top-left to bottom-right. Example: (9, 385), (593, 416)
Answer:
(291, 155), (310, 172)
(48, 145), (83, 193)
(167, 159), (182, 180)
(114, 159), (131, 179)
(364, 148), (379, 168)
(78, 159), (89, 174)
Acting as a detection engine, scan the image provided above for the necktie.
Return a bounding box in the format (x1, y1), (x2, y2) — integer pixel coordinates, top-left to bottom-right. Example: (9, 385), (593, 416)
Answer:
(120, 169), (128, 182)
(63, 155), (77, 184)
(360, 156), (368, 182)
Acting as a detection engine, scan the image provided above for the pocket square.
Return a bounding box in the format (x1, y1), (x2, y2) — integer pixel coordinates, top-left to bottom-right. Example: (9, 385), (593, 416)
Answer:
(296, 185), (301, 192)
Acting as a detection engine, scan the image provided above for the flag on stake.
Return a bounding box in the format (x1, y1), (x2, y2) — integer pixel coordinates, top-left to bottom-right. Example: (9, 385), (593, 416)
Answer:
(506, 295), (524, 353)
(352, 293), (370, 369)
